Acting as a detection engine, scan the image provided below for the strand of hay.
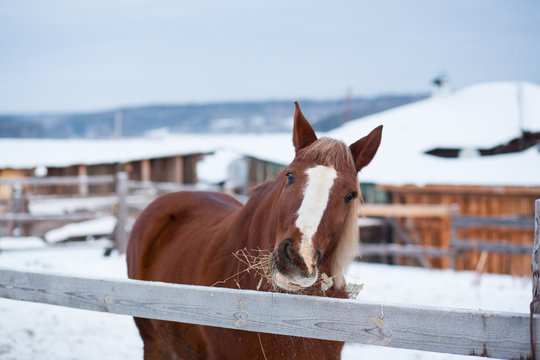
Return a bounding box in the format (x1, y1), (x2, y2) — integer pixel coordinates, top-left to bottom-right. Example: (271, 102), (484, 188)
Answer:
(211, 248), (275, 289)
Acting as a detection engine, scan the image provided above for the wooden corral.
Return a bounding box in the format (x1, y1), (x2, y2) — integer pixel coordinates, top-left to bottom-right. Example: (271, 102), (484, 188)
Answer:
(0, 173), (221, 242)
(379, 184), (540, 276)
(0, 153), (206, 200)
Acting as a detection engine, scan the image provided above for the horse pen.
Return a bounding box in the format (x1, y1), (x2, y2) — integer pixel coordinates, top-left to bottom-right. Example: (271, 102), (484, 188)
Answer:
(0, 173), (538, 359)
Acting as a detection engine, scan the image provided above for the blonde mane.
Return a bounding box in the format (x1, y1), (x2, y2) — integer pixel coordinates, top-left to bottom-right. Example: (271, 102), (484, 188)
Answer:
(330, 192), (360, 289)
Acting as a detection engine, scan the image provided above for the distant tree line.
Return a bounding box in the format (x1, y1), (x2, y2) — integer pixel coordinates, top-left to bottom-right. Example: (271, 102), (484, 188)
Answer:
(0, 95), (426, 138)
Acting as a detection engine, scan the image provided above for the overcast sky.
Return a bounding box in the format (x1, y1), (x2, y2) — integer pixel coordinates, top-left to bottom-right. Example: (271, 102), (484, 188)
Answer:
(1, 0), (539, 113)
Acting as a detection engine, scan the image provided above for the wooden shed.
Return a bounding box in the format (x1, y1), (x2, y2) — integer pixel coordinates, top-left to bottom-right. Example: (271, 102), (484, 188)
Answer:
(0, 137), (212, 199)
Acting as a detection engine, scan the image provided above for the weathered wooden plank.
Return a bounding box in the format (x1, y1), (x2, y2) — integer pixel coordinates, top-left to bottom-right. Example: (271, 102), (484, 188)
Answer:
(0, 213), (101, 222)
(358, 204), (456, 218)
(0, 267), (536, 359)
(360, 244), (456, 257)
(452, 239), (533, 254)
(114, 172), (129, 254)
(0, 239), (114, 252)
(126, 180), (220, 192)
(533, 199), (540, 313)
(453, 215), (534, 229)
(0, 175), (115, 186)
(378, 184), (540, 196)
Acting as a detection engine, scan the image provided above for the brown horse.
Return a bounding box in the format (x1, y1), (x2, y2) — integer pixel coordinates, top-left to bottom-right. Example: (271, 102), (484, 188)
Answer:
(127, 102), (382, 360)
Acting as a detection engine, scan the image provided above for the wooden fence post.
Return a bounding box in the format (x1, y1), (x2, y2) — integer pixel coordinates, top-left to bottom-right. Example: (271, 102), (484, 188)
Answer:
(114, 172), (129, 254)
(533, 199), (540, 312)
(9, 182), (25, 236)
(449, 205), (459, 270)
(78, 165), (89, 196)
(532, 199), (540, 360)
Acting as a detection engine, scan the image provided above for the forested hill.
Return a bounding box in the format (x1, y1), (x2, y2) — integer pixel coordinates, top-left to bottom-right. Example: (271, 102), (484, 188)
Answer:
(0, 94), (425, 138)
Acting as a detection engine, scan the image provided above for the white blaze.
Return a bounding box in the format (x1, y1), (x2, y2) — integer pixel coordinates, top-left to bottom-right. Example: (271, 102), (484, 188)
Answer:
(295, 165), (337, 272)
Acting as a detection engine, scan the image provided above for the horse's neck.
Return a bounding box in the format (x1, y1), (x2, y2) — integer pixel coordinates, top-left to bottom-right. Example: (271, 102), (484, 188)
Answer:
(232, 180), (282, 251)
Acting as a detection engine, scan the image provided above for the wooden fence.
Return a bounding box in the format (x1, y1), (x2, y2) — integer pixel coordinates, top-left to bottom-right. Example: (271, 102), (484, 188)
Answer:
(0, 173), (222, 251)
(358, 203), (535, 276)
(1, 174), (536, 277)
(378, 185), (540, 276)
(0, 199), (538, 359)
(0, 264), (536, 359)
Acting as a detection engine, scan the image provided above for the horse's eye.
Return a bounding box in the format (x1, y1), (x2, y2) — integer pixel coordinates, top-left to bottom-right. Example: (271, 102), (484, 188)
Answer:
(286, 173), (294, 185)
(345, 192), (357, 204)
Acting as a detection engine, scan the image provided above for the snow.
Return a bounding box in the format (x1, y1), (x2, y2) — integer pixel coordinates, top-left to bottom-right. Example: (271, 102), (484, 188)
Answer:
(0, 241), (531, 360)
(334, 81), (540, 150)
(0, 236), (46, 250)
(213, 134), (294, 166)
(0, 133), (294, 171)
(44, 215), (116, 243)
(29, 196), (117, 215)
(0, 137), (215, 169)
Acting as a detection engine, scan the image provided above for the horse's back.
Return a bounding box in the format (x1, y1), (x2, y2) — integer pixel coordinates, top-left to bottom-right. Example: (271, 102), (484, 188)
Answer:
(127, 191), (241, 283)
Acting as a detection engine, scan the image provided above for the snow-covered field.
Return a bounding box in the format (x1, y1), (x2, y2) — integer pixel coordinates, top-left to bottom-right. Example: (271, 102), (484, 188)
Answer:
(0, 238), (532, 360)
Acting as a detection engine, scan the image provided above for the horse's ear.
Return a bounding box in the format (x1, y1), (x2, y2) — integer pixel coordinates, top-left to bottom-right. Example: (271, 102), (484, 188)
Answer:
(349, 125), (383, 172)
(292, 101), (317, 153)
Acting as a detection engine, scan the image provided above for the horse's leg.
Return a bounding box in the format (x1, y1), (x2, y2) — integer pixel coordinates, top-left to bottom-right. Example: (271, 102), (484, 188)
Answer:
(134, 317), (174, 360)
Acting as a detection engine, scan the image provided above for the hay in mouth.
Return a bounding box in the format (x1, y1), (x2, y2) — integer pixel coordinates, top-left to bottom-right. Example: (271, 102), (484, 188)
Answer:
(214, 248), (361, 298)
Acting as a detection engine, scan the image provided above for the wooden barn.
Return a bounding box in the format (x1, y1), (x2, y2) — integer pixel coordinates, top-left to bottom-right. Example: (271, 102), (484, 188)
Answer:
(0, 137), (214, 199)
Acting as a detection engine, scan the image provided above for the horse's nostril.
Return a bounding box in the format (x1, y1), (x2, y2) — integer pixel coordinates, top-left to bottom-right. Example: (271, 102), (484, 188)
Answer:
(278, 238), (295, 266)
(316, 247), (323, 267)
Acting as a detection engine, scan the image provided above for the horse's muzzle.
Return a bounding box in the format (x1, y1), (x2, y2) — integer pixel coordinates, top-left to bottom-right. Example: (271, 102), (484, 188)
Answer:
(272, 239), (319, 291)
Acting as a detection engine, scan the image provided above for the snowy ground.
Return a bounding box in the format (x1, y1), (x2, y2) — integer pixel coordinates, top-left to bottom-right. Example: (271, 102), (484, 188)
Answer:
(0, 238), (532, 360)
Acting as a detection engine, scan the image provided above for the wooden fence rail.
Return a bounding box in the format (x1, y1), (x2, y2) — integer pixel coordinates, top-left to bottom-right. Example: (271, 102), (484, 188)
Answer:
(358, 203), (535, 272)
(0, 175), (115, 186)
(0, 173), (222, 249)
(0, 213), (101, 222)
(0, 267), (537, 360)
(452, 239), (533, 254)
(358, 203), (457, 218)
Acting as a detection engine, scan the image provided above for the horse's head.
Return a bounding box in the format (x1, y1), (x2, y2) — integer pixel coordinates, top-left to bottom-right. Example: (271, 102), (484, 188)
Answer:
(272, 102), (382, 292)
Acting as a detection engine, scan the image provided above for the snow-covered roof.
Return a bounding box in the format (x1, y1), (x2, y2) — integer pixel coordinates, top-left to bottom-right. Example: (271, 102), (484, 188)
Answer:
(0, 136), (216, 169)
(332, 81), (540, 148)
(203, 81), (540, 187)
(0, 133), (296, 170)
(327, 81), (540, 187)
